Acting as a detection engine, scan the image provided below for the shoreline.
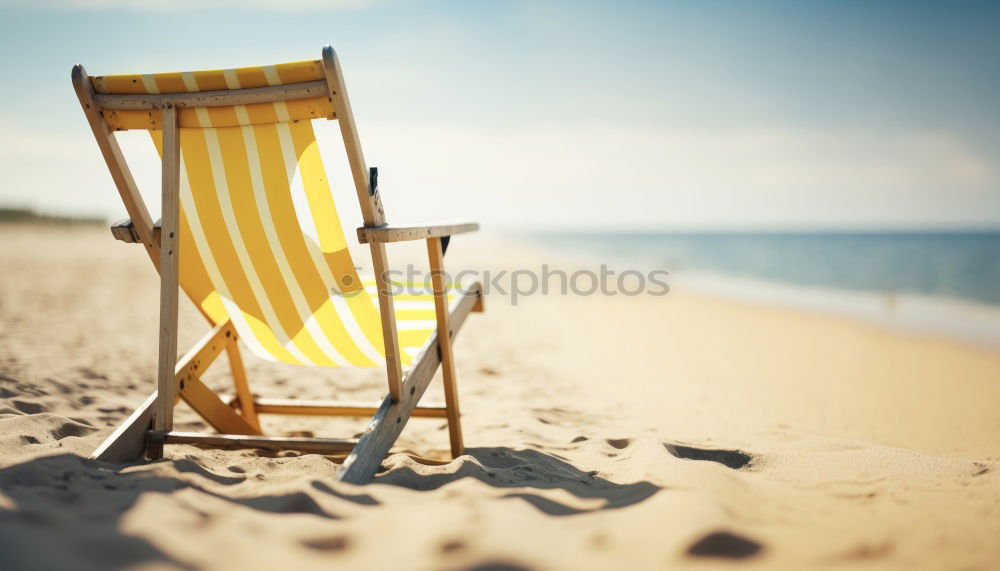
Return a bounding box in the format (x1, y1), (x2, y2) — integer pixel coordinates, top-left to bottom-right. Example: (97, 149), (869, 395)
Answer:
(518, 235), (1000, 353)
(674, 270), (1000, 352)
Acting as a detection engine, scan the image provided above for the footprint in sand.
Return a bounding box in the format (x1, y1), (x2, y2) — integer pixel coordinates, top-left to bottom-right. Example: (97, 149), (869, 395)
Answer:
(239, 492), (333, 518)
(50, 419), (97, 440)
(464, 561), (531, 571)
(606, 438), (632, 450)
(439, 539), (468, 554)
(839, 541), (894, 560)
(97, 406), (127, 414)
(687, 531), (763, 559)
(75, 367), (108, 381)
(664, 443), (751, 469)
(301, 535), (351, 552)
(11, 400), (47, 414)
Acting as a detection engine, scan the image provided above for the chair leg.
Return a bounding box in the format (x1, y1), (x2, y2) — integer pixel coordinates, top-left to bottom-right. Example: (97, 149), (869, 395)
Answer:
(336, 283), (481, 483)
(438, 342), (464, 458)
(427, 237), (464, 458)
(91, 392), (157, 463)
(226, 341), (260, 431)
(150, 104), (182, 460)
(442, 373), (464, 459)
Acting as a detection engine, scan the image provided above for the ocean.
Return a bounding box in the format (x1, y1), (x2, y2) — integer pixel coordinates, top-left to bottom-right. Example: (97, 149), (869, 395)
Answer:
(537, 231), (1000, 347)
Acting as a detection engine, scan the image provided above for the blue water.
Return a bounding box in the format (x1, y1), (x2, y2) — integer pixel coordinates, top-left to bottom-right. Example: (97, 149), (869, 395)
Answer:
(539, 232), (1000, 307)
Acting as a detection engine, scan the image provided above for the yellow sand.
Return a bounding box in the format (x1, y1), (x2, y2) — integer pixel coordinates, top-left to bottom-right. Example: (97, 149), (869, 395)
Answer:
(1, 224), (998, 570)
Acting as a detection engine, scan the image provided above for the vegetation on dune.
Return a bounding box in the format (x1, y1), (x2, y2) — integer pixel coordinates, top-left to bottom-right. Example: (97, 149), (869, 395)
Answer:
(0, 207), (104, 225)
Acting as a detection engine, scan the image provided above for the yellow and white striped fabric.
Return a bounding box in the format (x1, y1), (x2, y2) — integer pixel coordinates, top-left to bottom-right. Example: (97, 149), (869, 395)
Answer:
(93, 61), (452, 368)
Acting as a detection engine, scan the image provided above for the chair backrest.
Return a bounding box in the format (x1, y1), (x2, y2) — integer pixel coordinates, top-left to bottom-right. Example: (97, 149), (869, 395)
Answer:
(83, 59), (426, 368)
(92, 60), (334, 130)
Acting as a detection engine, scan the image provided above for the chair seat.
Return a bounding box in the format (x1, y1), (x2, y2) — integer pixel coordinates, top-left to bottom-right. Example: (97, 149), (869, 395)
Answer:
(199, 277), (463, 369)
(359, 278), (463, 364)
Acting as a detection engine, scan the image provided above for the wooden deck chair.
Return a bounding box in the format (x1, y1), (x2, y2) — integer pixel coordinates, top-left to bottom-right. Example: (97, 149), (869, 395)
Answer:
(71, 46), (483, 483)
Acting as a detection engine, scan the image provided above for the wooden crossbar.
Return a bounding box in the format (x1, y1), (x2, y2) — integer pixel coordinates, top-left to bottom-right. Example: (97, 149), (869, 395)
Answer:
(112, 219), (484, 249)
(92, 80), (329, 111)
(241, 398), (449, 418)
(172, 319), (259, 435)
(179, 377), (259, 436)
(148, 431), (356, 454)
(357, 222), (480, 244)
(174, 320), (236, 386)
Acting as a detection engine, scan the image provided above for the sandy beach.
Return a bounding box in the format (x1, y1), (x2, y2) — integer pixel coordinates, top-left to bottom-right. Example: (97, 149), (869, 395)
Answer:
(2, 222), (999, 570)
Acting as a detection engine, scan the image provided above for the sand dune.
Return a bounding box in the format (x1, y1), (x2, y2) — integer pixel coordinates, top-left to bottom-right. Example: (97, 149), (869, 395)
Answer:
(1, 224), (999, 570)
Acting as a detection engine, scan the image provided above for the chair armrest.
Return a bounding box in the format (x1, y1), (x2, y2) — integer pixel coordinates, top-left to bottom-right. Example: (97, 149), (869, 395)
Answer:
(111, 218), (161, 244)
(357, 222), (479, 244)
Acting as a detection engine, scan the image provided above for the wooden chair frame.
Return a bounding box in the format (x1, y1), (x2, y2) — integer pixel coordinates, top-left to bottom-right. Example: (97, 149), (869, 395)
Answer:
(72, 46), (483, 483)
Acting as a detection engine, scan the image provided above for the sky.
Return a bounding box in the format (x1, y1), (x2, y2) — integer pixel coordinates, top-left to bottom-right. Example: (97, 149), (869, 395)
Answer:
(0, 0), (998, 231)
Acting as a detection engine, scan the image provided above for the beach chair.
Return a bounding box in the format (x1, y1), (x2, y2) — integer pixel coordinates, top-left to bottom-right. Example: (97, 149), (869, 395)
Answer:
(71, 46), (483, 483)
